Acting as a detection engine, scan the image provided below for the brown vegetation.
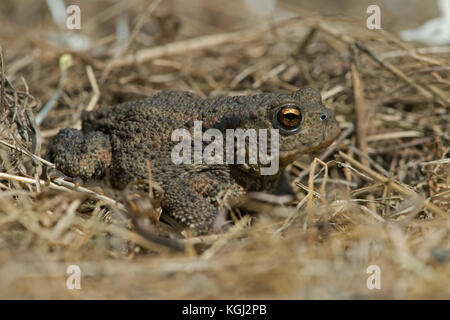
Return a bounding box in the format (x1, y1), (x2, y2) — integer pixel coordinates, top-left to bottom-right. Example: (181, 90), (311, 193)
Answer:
(0, 0), (448, 298)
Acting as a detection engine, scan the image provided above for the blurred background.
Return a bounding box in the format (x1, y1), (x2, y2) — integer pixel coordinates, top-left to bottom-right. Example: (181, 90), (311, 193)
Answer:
(0, 0), (446, 110)
(0, 0), (440, 36)
(0, 0), (443, 56)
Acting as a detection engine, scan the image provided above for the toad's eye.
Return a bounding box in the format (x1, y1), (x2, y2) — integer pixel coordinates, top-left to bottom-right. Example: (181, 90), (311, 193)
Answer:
(274, 105), (302, 133)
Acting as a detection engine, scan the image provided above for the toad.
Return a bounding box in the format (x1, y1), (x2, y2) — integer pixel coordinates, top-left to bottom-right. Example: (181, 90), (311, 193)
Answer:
(46, 89), (340, 234)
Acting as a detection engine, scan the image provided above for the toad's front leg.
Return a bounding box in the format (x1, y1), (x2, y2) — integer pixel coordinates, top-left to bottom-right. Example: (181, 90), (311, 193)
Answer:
(161, 171), (245, 235)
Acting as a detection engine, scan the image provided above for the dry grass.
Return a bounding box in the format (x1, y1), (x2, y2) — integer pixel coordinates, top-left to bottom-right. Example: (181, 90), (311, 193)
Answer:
(0, 0), (449, 299)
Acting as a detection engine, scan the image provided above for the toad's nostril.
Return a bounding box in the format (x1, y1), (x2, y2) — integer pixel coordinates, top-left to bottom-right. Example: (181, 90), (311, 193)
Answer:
(320, 113), (327, 121)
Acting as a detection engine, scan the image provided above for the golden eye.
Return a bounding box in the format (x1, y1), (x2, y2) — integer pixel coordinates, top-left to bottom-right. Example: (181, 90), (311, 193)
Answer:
(276, 105), (302, 132)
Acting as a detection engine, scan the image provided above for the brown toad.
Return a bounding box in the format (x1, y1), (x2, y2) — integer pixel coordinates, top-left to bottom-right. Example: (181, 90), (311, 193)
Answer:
(46, 89), (340, 234)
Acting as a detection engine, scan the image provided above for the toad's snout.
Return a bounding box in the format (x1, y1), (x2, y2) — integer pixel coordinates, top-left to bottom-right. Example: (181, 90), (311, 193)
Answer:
(321, 107), (340, 144)
(318, 107), (336, 123)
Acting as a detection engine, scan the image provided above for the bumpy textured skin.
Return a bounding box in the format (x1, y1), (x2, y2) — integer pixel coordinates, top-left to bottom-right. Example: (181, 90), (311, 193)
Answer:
(46, 89), (340, 234)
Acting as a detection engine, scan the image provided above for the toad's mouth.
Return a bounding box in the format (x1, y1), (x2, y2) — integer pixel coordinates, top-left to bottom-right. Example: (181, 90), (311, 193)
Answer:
(279, 127), (341, 165)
